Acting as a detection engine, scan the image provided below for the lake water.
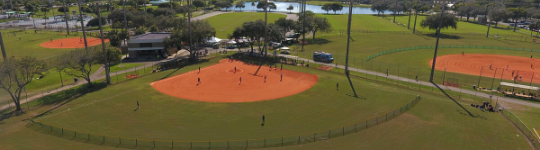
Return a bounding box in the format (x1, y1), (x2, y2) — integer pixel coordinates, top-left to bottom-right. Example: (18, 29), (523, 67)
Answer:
(222, 1), (378, 14)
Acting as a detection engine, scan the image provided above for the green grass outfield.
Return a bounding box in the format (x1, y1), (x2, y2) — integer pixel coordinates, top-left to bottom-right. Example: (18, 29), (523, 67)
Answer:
(205, 12), (286, 38)
(0, 55), (529, 149)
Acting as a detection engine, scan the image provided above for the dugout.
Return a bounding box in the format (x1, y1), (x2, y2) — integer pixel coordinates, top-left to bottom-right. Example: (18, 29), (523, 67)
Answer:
(499, 82), (540, 98)
(127, 32), (170, 60)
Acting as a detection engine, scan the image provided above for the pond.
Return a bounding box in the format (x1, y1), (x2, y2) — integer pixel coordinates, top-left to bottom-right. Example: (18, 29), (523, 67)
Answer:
(222, 1), (379, 14)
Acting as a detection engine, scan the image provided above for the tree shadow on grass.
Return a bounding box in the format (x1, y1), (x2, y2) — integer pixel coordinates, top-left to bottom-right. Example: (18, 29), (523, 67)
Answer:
(431, 82), (476, 117)
(0, 108), (26, 125)
(423, 33), (462, 39)
(303, 38), (331, 45)
(157, 58), (210, 80)
(32, 83), (108, 119)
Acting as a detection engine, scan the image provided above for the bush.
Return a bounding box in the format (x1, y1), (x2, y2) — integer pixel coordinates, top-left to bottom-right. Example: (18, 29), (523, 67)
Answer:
(135, 27), (147, 35)
(146, 8), (154, 14)
(158, 2), (179, 8)
(152, 8), (175, 16)
(58, 6), (69, 12)
(149, 25), (159, 32)
(81, 6), (93, 13)
(86, 17), (107, 27)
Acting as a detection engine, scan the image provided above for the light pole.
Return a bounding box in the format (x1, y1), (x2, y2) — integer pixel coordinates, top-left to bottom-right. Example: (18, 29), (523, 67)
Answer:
(63, 0), (70, 35)
(429, 2), (445, 82)
(513, 0), (522, 32)
(486, 0), (495, 38)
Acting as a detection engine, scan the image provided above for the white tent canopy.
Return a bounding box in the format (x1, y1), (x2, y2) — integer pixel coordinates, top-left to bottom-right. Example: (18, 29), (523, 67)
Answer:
(500, 82), (539, 90)
(204, 37), (223, 43)
(280, 47), (290, 50)
(227, 40), (237, 44)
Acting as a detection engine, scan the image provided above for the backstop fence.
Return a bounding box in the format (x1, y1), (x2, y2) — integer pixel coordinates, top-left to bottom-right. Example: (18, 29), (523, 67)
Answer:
(499, 103), (540, 150)
(28, 95), (420, 149)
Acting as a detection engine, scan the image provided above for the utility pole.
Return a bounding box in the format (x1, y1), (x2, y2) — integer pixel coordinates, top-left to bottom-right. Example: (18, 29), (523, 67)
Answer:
(97, 1), (110, 84)
(393, 0), (397, 23)
(188, 0), (192, 60)
(429, 2), (445, 82)
(63, 0), (70, 35)
(413, 0), (421, 33)
(486, 0), (495, 38)
(513, 0), (522, 32)
(345, 0), (358, 98)
(123, 0), (127, 31)
(0, 32), (6, 61)
(77, 0), (89, 52)
(301, 0), (306, 52)
(264, 1), (268, 57)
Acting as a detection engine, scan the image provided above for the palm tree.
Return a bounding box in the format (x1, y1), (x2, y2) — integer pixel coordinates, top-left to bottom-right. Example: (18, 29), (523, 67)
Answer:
(77, 0), (89, 52)
(63, 0), (70, 35)
(122, 0), (127, 30)
(95, 1), (111, 84)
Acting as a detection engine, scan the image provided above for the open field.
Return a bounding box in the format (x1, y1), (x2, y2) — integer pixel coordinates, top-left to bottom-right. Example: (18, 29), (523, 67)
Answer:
(205, 12), (286, 38)
(0, 54), (531, 149)
(315, 14), (410, 32)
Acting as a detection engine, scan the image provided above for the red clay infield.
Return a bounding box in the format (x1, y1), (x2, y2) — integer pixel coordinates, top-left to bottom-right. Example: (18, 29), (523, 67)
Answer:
(150, 59), (319, 102)
(430, 54), (540, 84)
(40, 38), (109, 48)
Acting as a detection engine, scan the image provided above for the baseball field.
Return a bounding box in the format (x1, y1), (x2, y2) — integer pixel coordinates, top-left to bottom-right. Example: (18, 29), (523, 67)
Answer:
(2, 11), (540, 149)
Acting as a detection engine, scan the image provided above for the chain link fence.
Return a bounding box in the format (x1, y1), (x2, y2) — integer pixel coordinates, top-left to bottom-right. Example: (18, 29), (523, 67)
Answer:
(499, 103), (540, 150)
(28, 95), (420, 149)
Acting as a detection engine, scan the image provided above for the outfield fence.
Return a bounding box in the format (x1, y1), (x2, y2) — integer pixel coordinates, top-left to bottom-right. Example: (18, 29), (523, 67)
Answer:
(499, 104), (540, 150)
(28, 95), (420, 149)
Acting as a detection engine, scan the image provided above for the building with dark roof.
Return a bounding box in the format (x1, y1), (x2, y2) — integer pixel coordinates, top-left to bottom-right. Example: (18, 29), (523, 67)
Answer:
(127, 32), (170, 59)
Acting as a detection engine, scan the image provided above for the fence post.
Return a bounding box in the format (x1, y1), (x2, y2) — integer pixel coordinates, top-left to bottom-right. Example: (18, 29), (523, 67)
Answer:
(343, 127), (345, 136)
(119, 137), (121, 145)
(74, 131), (76, 138)
(228, 140), (229, 149)
(314, 132), (316, 142)
(136, 139), (137, 146)
(153, 140), (155, 148)
(366, 120), (368, 128)
(328, 129), (331, 139)
(209, 141), (211, 149)
(281, 136), (283, 147)
(298, 135), (300, 145)
(50, 125), (52, 131)
(355, 123), (357, 132)
(103, 136), (105, 143)
(246, 140), (248, 149)
(264, 138), (266, 148)
(377, 117), (378, 125)
(62, 128), (63, 135)
(386, 113), (388, 121)
(88, 134), (90, 140)
(172, 140), (173, 148)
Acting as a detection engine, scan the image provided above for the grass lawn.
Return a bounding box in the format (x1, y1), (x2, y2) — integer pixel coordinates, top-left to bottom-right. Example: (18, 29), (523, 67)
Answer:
(0, 54), (530, 149)
(393, 15), (529, 36)
(316, 14), (410, 32)
(205, 12), (287, 38)
(102, 63), (145, 75)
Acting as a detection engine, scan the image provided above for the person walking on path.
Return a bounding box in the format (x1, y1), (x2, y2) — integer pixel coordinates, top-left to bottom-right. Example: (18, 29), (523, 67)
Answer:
(281, 73), (283, 82)
(262, 115), (265, 124)
(386, 69), (389, 76)
(239, 77), (242, 85)
(415, 75), (418, 81)
(336, 83), (339, 91)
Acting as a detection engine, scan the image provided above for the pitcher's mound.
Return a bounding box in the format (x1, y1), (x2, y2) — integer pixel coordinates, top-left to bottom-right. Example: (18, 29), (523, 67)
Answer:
(40, 38), (109, 48)
(150, 59), (319, 103)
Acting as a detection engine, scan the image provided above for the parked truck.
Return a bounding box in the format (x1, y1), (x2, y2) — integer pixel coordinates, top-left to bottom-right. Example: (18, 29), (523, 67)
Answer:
(312, 51), (334, 63)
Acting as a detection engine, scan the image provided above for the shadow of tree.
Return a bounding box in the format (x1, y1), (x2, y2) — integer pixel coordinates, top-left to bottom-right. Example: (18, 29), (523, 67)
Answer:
(423, 33), (462, 39)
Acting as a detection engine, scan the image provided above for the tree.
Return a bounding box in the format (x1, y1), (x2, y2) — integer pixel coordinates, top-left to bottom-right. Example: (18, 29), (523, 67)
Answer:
(62, 47), (100, 87)
(210, 0), (218, 6)
(135, 27), (146, 35)
(389, 1), (404, 15)
(322, 3), (332, 14)
(154, 15), (185, 31)
(489, 7), (509, 27)
(331, 3), (343, 14)
(96, 45), (122, 76)
(507, 7), (527, 22)
(86, 17), (107, 27)
(420, 13), (458, 30)
(216, 1), (233, 11)
(311, 16), (332, 39)
(118, 30), (131, 47)
(257, 1), (276, 11)
(274, 17), (296, 35)
(266, 23), (286, 43)
(158, 2), (179, 8)
(164, 20), (215, 59)
(131, 11), (154, 28)
(175, 6), (188, 17)
(52, 57), (69, 87)
(153, 8), (176, 16)
(371, 0), (389, 16)
(81, 6), (93, 13)
(529, 21), (540, 36)
(251, 1), (255, 7)
(107, 30), (122, 47)
(526, 7), (538, 21)
(108, 9), (133, 25)
(0, 56), (47, 111)
(58, 6), (69, 12)
(193, 0), (205, 10)
(235, 1), (245, 11)
(287, 5), (294, 13)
